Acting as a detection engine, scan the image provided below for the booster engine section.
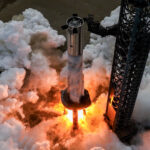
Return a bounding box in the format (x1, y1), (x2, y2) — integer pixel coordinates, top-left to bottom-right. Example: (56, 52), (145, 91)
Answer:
(61, 14), (91, 130)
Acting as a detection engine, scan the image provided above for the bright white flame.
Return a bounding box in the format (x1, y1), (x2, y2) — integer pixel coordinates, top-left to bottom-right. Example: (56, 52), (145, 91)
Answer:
(66, 109), (73, 122)
(66, 109), (85, 123)
(78, 110), (84, 121)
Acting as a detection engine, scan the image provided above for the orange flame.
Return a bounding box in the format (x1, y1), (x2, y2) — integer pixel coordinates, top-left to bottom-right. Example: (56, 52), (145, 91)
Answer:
(54, 102), (98, 130)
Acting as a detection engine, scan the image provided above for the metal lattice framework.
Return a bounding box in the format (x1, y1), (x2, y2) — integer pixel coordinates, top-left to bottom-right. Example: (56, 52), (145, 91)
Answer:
(105, 0), (150, 132)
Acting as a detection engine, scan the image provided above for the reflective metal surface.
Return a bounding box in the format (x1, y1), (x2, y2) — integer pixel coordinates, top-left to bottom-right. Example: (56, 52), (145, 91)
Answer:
(66, 16), (84, 56)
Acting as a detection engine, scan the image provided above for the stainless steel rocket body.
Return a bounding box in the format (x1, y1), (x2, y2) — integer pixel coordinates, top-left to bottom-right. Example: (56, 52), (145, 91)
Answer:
(67, 55), (84, 103)
(61, 14), (91, 110)
(66, 16), (84, 56)
(66, 16), (85, 103)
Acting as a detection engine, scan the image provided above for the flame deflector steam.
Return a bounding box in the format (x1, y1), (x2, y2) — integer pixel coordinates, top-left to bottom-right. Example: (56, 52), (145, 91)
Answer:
(61, 14), (91, 130)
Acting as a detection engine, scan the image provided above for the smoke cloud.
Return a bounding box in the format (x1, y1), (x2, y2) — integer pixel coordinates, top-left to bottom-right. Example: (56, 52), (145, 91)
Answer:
(0, 6), (149, 150)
